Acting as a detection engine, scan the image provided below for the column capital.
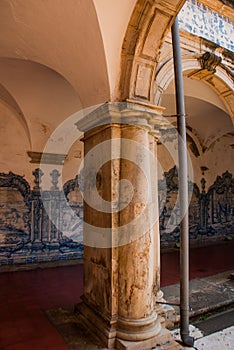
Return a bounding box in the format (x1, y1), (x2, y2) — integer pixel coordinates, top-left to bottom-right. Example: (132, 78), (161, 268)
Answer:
(75, 100), (165, 133)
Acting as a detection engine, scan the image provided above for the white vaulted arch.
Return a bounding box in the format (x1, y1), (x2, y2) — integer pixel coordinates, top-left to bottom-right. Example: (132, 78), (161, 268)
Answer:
(154, 54), (234, 120)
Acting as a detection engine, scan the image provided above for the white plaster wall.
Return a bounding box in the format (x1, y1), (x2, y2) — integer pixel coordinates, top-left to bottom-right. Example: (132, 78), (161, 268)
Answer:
(157, 132), (234, 191)
(0, 100), (34, 182)
(0, 0), (110, 107)
(201, 134), (234, 189)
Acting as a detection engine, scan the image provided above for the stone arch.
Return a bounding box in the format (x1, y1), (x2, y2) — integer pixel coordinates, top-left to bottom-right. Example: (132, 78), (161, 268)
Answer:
(186, 64), (234, 122)
(153, 52), (233, 154)
(154, 56), (200, 106)
(154, 54), (234, 121)
(119, 0), (185, 102)
(119, 0), (233, 123)
(118, 0), (186, 102)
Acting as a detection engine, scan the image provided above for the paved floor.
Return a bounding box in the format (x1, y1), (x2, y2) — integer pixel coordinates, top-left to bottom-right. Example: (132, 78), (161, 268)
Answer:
(162, 270), (234, 319)
(0, 241), (233, 349)
(165, 272), (234, 349)
(195, 308), (234, 335)
(172, 325), (234, 350)
(190, 326), (234, 350)
(45, 270), (234, 350)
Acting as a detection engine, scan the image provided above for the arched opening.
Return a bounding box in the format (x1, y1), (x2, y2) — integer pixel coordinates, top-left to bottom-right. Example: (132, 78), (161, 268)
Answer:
(155, 54), (234, 248)
(147, 3), (234, 249)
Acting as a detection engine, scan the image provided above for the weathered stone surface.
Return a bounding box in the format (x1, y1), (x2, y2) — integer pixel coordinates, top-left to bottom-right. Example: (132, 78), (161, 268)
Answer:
(75, 103), (178, 349)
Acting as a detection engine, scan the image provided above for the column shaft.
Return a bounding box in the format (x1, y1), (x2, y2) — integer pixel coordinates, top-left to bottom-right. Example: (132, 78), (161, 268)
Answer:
(75, 102), (180, 350)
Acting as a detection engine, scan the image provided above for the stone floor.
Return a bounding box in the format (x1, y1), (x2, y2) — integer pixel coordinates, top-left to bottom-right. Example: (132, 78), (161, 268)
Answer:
(45, 308), (234, 349)
(0, 242), (233, 349)
(172, 325), (234, 350)
(45, 312), (234, 349)
(161, 269), (234, 321)
(44, 270), (234, 349)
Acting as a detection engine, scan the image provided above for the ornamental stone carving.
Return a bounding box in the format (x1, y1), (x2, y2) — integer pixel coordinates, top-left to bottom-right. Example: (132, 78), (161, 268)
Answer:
(200, 52), (222, 73)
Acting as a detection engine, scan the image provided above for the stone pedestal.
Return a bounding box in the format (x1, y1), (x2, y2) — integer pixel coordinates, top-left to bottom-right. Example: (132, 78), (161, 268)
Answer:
(75, 102), (181, 349)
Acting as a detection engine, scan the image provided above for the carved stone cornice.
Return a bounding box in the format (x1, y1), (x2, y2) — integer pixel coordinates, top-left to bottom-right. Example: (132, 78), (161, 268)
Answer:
(75, 101), (164, 135)
(27, 151), (67, 165)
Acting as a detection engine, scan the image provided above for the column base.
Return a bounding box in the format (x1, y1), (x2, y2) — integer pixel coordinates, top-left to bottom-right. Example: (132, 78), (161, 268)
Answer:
(116, 313), (161, 341)
(116, 328), (182, 350)
(75, 301), (181, 349)
(75, 300), (118, 349)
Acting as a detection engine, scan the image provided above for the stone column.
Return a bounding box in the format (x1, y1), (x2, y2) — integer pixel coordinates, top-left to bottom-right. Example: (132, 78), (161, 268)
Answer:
(75, 102), (181, 350)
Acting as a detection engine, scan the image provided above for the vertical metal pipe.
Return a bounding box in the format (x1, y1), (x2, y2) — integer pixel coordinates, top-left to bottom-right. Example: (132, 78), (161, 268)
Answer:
(171, 16), (194, 347)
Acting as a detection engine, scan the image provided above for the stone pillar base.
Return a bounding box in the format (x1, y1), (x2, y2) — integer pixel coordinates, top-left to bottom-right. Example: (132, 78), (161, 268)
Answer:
(116, 313), (161, 342)
(75, 301), (117, 349)
(116, 328), (182, 350)
(76, 301), (182, 350)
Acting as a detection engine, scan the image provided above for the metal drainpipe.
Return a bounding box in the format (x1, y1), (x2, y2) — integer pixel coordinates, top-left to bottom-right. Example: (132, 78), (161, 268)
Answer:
(171, 16), (194, 347)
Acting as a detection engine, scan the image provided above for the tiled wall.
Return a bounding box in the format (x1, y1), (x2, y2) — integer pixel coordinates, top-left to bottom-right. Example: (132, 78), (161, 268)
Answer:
(179, 0), (234, 52)
(0, 171), (83, 265)
(159, 166), (234, 248)
(0, 167), (233, 266)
